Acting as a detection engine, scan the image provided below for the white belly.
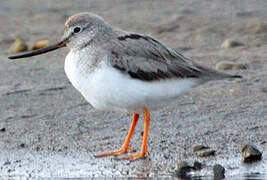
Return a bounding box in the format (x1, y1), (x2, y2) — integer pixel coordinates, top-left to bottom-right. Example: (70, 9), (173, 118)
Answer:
(64, 50), (199, 113)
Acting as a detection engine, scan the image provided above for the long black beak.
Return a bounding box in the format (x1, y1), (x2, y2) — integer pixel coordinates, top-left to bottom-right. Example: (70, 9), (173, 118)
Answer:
(8, 38), (68, 59)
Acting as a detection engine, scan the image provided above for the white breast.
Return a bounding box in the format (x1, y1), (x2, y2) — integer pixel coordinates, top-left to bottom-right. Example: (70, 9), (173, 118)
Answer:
(65, 50), (199, 113)
(64, 49), (93, 93)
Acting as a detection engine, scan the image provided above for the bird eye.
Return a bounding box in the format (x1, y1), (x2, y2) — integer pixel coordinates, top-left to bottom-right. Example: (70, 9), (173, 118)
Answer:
(73, 26), (82, 33)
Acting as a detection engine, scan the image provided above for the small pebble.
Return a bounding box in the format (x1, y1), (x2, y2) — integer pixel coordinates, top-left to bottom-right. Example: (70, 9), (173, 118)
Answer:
(3, 161), (11, 166)
(29, 39), (50, 50)
(197, 149), (215, 157)
(163, 154), (169, 159)
(7, 169), (15, 173)
(221, 39), (245, 48)
(9, 37), (28, 53)
(174, 161), (192, 177)
(193, 161), (202, 170)
(19, 143), (25, 148)
(242, 144), (262, 163)
(213, 164), (225, 179)
(193, 144), (208, 152)
(120, 127), (127, 131)
(215, 61), (248, 70)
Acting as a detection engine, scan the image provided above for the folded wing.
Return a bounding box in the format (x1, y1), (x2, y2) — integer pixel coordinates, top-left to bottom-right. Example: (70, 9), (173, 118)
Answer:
(107, 33), (240, 81)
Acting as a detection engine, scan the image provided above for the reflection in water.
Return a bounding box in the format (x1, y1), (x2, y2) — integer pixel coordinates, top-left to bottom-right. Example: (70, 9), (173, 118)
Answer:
(170, 155), (266, 180)
(172, 173), (266, 180)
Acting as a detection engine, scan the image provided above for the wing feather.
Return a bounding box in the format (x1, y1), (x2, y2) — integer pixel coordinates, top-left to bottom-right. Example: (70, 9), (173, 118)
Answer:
(106, 33), (236, 81)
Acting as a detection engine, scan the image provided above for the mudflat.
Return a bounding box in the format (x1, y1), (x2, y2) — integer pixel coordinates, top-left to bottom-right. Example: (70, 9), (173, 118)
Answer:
(0, 0), (266, 178)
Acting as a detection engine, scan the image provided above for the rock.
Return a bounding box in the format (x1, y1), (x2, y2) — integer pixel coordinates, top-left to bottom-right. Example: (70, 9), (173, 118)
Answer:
(176, 161), (190, 169)
(215, 61), (248, 70)
(9, 37), (28, 53)
(7, 169), (14, 173)
(120, 127), (127, 131)
(3, 161), (11, 166)
(29, 39), (50, 50)
(174, 161), (203, 178)
(221, 39), (245, 48)
(193, 144), (215, 157)
(242, 144), (262, 163)
(0, 127), (5, 132)
(19, 143), (26, 148)
(193, 144), (209, 152)
(174, 161), (192, 177)
(213, 164), (225, 179)
(193, 161), (202, 170)
(197, 149), (215, 157)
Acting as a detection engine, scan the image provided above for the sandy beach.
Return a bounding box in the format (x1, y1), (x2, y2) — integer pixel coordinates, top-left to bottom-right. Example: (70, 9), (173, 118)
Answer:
(0, 0), (266, 178)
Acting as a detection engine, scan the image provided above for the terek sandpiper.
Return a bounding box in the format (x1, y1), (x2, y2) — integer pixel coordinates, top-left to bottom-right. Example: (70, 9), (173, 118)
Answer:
(9, 12), (241, 160)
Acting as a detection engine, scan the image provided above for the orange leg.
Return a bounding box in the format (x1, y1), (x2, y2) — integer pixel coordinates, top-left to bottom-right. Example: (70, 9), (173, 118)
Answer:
(116, 107), (150, 160)
(94, 113), (139, 157)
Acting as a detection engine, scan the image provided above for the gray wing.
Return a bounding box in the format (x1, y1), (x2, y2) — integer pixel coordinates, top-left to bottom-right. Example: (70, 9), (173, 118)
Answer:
(107, 33), (238, 81)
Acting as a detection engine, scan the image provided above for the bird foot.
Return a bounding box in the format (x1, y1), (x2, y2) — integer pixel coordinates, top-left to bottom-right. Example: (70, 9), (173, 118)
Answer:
(94, 146), (135, 158)
(115, 150), (150, 161)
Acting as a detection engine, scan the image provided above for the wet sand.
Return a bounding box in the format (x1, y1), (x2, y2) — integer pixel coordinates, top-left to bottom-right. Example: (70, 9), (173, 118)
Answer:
(0, 0), (266, 178)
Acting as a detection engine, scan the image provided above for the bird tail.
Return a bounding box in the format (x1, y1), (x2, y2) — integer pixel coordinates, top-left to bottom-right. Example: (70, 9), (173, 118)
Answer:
(193, 63), (243, 80)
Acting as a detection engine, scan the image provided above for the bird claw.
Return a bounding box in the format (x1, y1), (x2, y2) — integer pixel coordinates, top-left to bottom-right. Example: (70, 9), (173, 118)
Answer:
(114, 150), (150, 161)
(94, 146), (135, 158)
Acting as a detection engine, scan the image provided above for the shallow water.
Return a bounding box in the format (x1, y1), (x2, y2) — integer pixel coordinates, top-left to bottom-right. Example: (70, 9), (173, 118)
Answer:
(0, 150), (265, 178)
(180, 174), (266, 180)
(185, 156), (266, 180)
